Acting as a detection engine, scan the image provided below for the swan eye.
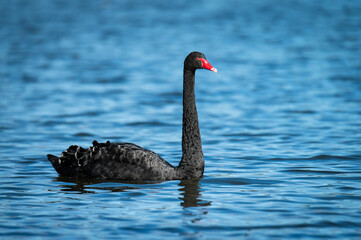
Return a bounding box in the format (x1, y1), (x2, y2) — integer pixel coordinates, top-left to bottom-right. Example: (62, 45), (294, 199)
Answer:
(196, 57), (217, 73)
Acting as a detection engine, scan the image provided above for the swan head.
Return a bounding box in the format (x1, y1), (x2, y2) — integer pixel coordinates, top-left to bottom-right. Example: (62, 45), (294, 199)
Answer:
(185, 52), (217, 73)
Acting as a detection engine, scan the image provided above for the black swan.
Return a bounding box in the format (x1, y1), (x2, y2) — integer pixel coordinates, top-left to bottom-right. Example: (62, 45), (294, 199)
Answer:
(47, 52), (217, 180)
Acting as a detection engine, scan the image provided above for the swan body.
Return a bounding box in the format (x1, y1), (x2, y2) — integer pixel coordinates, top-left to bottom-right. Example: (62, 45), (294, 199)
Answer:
(47, 52), (217, 180)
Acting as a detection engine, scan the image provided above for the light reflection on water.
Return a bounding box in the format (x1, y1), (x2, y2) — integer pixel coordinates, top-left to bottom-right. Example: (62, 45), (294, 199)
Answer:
(1, 0), (361, 239)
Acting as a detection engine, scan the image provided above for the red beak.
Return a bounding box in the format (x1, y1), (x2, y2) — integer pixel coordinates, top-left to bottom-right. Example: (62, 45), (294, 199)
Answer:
(196, 58), (217, 73)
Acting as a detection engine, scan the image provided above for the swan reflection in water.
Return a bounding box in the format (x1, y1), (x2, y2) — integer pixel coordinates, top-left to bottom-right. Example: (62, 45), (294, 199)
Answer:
(54, 176), (139, 193)
(54, 177), (211, 208)
(178, 179), (211, 208)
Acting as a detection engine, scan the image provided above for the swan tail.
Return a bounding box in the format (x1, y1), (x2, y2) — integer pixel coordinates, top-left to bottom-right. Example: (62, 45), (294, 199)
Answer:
(47, 140), (153, 179)
(47, 145), (82, 177)
(47, 142), (107, 177)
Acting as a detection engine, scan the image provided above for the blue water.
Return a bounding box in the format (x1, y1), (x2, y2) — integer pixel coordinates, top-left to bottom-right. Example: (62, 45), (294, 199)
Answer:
(1, 0), (361, 239)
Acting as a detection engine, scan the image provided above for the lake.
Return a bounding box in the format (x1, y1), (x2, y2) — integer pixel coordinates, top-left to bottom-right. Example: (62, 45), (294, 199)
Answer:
(0, 0), (361, 239)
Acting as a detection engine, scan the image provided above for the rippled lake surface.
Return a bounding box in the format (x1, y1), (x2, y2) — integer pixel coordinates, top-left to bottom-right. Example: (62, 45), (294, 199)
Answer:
(1, 0), (361, 239)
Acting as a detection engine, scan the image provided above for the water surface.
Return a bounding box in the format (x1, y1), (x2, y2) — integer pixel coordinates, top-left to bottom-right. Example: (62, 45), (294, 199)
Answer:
(1, 0), (361, 239)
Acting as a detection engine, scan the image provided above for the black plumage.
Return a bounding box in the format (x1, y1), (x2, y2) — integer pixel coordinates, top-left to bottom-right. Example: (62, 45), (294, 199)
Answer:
(47, 52), (217, 180)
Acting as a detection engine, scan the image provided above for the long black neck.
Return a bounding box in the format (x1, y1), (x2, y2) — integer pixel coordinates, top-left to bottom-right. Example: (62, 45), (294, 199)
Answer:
(177, 68), (204, 179)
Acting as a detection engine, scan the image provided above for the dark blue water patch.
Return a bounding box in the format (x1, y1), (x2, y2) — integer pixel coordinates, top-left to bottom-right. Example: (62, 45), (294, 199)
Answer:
(158, 91), (182, 97)
(100, 135), (125, 140)
(21, 73), (38, 83)
(282, 169), (361, 174)
(94, 75), (127, 84)
(54, 111), (107, 118)
(73, 132), (95, 137)
(283, 109), (317, 114)
(201, 177), (283, 186)
(0, 231), (55, 238)
(41, 120), (82, 126)
(222, 132), (279, 137)
(267, 155), (361, 161)
(329, 75), (361, 82)
(125, 120), (176, 127)
(186, 220), (361, 231)
(337, 186), (360, 191)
